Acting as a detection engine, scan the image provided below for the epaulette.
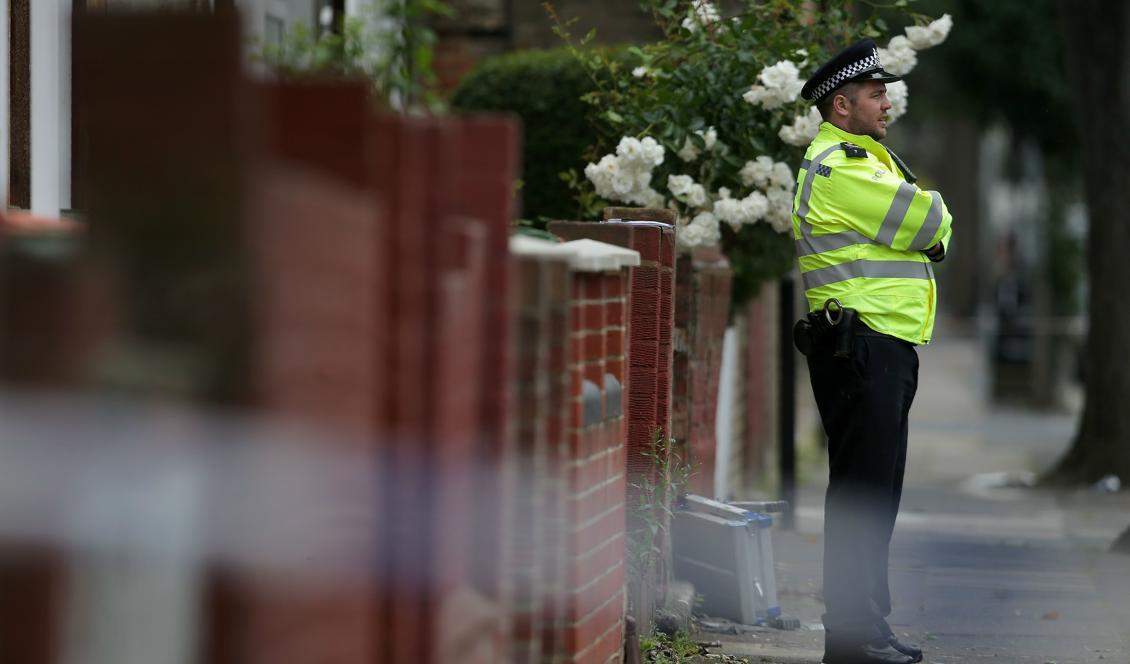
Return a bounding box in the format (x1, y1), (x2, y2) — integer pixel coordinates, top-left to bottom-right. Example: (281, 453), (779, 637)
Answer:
(840, 141), (868, 158)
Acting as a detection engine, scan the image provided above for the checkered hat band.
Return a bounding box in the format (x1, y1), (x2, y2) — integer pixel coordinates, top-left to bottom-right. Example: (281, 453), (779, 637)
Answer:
(812, 52), (880, 100)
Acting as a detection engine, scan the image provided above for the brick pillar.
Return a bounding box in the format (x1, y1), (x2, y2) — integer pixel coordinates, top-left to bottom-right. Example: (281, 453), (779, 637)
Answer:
(519, 238), (636, 664)
(508, 249), (572, 662)
(547, 216), (676, 631)
(369, 113), (517, 663)
(72, 13), (252, 664)
(453, 116), (521, 657)
(672, 247), (733, 497)
(241, 171), (382, 664)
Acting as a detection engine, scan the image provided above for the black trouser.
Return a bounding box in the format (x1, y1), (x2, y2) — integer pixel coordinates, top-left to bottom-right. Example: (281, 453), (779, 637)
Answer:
(806, 332), (919, 648)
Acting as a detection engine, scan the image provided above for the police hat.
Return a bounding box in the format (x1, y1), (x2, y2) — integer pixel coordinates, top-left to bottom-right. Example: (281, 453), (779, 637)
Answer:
(800, 38), (901, 103)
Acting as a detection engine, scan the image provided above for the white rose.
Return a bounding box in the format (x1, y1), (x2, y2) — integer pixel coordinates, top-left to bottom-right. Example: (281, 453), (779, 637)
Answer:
(779, 107), (822, 147)
(667, 174), (694, 197)
(631, 167), (652, 190)
(742, 60), (804, 109)
(677, 141), (701, 163)
(766, 186), (795, 232)
(685, 183), (707, 208)
(885, 80), (908, 124)
(632, 66), (648, 79)
(713, 197), (745, 230)
(690, 211), (722, 246)
(905, 13), (953, 50)
(743, 85), (770, 107)
(769, 161), (794, 189)
(878, 36), (917, 76)
(585, 154), (622, 200)
(759, 60), (803, 98)
(740, 156), (775, 188)
(713, 190), (768, 229)
(639, 136), (665, 167)
(676, 222), (706, 252)
(681, 0), (720, 32)
(627, 186), (666, 208)
(616, 136), (643, 162)
(701, 126), (718, 150)
(741, 190), (769, 221)
(611, 170), (635, 196)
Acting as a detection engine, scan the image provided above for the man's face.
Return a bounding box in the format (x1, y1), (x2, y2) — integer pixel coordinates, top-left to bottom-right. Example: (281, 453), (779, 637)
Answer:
(843, 80), (892, 140)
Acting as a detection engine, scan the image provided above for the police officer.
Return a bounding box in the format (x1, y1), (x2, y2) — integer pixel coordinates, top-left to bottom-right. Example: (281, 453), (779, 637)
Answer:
(791, 39), (953, 664)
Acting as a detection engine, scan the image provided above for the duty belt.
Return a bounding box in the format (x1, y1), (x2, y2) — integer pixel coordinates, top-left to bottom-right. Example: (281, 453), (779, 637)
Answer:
(793, 299), (907, 358)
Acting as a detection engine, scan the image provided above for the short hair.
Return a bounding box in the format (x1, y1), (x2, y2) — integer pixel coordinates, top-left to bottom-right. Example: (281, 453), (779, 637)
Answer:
(816, 81), (863, 121)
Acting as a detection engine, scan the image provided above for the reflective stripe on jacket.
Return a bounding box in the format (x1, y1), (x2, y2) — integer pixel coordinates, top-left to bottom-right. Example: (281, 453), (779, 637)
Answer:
(791, 122), (953, 345)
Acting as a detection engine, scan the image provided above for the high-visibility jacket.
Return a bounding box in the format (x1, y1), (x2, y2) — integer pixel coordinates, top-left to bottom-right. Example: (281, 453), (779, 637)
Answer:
(791, 122), (953, 345)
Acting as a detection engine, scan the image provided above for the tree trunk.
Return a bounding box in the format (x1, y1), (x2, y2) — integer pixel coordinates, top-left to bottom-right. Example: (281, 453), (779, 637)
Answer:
(1042, 0), (1130, 486)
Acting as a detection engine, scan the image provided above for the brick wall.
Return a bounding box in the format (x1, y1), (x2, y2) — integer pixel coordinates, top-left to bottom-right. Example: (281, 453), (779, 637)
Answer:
(369, 114), (507, 664)
(452, 116), (522, 657)
(509, 252), (572, 662)
(558, 266), (628, 664)
(672, 247), (733, 498)
(510, 237), (637, 664)
(74, 15), (520, 659)
(6, 9), (690, 664)
(547, 218), (676, 633)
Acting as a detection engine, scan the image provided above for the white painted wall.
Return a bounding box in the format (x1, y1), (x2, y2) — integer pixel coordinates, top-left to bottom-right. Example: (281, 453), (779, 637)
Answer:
(0, 0), (9, 207)
(30, 0), (71, 215)
(714, 326), (738, 500)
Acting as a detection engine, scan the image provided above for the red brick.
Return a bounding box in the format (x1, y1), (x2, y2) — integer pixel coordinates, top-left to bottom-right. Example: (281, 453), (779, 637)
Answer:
(581, 275), (605, 300)
(547, 221), (633, 250)
(561, 589), (625, 654)
(604, 300), (624, 329)
(571, 304), (587, 332)
(582, 331), (605, 361)
(631, 227), (662, 262)
(659, 227), (676, 267)
(582, 302), (604, 331)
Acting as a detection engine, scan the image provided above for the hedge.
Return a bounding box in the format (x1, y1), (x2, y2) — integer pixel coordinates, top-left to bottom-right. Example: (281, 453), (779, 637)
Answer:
(451, 48), (627, 224)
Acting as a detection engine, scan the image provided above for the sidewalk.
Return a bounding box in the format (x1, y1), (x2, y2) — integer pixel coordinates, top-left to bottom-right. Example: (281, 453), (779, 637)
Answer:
(710, 327), (1130, 663)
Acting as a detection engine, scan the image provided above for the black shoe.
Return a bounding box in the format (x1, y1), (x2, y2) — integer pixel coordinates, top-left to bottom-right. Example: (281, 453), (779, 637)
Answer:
(887, 636), (922, 663)
(822, 641), (914, 664)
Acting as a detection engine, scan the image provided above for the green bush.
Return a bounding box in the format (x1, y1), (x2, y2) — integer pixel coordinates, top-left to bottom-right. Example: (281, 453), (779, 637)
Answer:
(451, 48), (628, 225)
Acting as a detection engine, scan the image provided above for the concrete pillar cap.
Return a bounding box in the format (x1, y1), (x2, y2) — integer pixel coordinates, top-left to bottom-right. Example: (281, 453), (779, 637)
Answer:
(558, 238), (641, 272)
(509, 235), (641, 272)
(508, 234), (575, 261)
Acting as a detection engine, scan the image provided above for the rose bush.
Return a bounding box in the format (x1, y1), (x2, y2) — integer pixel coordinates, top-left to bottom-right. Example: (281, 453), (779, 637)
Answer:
(551, 0), (951, 306)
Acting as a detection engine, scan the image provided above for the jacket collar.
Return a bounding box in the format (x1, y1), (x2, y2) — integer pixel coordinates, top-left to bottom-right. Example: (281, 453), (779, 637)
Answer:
(819, 122), (889, 157)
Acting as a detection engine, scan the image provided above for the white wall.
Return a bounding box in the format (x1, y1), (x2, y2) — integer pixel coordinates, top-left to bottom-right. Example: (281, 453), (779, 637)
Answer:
(30, 0), (70, 214)
(0, 0), (9, 207)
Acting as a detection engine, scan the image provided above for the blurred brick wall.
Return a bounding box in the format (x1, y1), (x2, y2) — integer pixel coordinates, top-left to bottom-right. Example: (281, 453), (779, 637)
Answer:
(232, 79), (383, 664)
(509, 253), (571, 661)
(6, 9), (690, 664)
